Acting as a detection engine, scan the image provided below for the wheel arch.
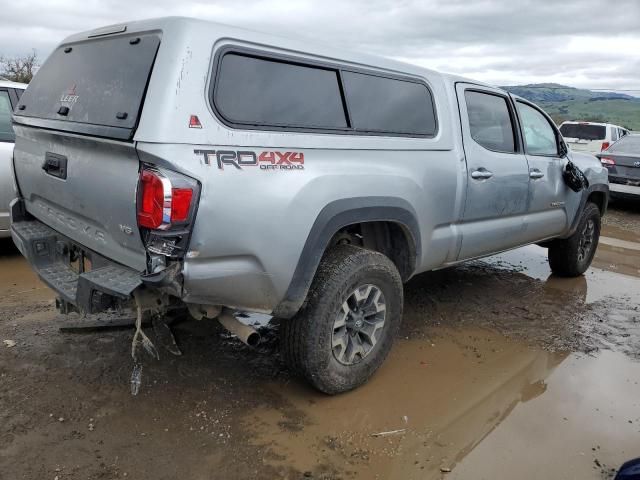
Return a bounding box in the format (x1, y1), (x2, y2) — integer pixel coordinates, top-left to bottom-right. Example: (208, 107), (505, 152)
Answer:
(272, 197), (421, 319)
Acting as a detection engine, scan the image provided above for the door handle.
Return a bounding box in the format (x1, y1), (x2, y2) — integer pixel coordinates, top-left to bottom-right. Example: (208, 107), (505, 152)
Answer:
(471, 169), (493, 180)
(529, 169), (545, 179)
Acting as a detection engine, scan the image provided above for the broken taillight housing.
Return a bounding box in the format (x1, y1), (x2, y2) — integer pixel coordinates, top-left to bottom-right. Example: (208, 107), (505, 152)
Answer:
(136, 166), (200, 258)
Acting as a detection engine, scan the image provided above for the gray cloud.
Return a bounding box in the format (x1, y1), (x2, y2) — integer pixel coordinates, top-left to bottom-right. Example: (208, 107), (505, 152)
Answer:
(1, 0), (639, 92)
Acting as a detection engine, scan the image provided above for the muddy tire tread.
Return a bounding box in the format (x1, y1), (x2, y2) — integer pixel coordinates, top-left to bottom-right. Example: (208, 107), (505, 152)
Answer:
(280, 244), (403, 394)
(548, 202), (601, 277)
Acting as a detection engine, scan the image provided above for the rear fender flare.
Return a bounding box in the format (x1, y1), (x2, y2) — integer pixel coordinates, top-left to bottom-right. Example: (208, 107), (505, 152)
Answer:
(272, 197), (421, 318)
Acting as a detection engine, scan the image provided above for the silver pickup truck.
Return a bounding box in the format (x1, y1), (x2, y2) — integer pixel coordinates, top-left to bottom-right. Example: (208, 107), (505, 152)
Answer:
(10, 17), (608, 394)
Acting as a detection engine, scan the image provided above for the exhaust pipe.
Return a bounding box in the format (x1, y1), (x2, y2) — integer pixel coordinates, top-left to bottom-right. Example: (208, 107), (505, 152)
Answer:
(217, 309), (261, 347)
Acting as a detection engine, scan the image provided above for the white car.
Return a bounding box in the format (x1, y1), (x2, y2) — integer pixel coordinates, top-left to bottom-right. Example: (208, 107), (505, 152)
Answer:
(559, 121), (630, 154)
(0, 79), (27, 238)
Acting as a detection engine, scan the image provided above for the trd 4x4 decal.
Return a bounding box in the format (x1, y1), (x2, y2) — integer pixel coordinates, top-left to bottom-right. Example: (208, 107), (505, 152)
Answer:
(194, 149), (304, 170)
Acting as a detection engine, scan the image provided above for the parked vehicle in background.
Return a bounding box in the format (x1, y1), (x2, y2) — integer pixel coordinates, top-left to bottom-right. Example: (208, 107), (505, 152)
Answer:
(559, 121), (630, 154)
(0, 80), (26, 238)
(597, 134), (640, 199)
(10, 17), (609, 394)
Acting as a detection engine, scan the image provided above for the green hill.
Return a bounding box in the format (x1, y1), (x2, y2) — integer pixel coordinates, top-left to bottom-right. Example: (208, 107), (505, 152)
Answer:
(501, 83), (640, 130)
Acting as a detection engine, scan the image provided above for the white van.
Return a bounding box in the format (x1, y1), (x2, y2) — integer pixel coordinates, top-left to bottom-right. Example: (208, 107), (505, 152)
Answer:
(559, 121), (630, 154)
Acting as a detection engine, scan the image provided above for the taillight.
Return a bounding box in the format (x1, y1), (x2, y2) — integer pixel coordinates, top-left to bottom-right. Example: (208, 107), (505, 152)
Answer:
(137, 167), (195, 230)
(138, 170), (167, 229)
(171, 188), (193, 222)
(600, 157), (616, 166)
(601, 142), (610, 151)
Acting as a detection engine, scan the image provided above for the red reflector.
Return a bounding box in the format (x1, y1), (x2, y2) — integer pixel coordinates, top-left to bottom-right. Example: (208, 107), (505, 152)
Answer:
(137, 170), (165, 229)
(189, 115), (202, 129)
(600, 157), (616, 166)
(601, 142), (610, 151)
(171, 188), (193, 222)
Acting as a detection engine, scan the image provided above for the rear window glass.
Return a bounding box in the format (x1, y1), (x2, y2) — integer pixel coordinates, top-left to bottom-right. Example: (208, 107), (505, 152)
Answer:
(0, 91), (14, 142)
(559, 124), (606, 140)
(342, 72), (436, 136)
(16, 33), (160, 131)
(214, 53), (347, 129)
(465, 91), (515, 153)
(608, 135), (640, 153)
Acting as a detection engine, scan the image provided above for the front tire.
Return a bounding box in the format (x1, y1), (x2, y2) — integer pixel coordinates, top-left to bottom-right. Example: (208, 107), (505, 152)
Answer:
(280, 244), (403, 394)
(548, 202), (601, 277)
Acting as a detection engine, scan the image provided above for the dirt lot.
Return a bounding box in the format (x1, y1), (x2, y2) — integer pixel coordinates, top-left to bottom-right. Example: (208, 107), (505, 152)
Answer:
(1, 198), (639, 480)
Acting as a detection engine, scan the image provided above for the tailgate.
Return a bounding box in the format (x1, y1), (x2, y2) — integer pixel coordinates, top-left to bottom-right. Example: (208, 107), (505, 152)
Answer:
(13, 126), (147, 271)
(10, 28), (162, 271)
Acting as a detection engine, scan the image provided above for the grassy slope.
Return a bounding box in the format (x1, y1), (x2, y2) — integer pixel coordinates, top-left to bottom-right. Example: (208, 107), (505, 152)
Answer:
(501, 84), (640, 130)
(539, 99), (640, 130)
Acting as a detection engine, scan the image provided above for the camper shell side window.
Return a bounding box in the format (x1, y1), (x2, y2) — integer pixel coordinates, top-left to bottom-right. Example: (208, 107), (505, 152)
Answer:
(210, 47), (438, 138)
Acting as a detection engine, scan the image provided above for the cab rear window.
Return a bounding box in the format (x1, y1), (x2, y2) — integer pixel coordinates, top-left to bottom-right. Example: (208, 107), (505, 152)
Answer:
(15, 32), (160, 139)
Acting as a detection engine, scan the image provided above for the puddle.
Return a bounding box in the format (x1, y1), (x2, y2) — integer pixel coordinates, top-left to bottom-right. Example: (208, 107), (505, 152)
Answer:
(450, 350), (640, 480)
(245, 330), (640, 480)
(245, 329), (568, 479)
(486, 241), (640, 304)
(0, 240), (51, 305)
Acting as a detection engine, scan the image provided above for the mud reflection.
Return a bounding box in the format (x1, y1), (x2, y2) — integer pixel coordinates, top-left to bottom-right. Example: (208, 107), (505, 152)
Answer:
(0, 238), (51, 305)
(246, 331), (566, 479)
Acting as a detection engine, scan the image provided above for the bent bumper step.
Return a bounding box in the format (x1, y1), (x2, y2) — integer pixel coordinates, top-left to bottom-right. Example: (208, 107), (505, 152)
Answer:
(12, 219), (142, 311)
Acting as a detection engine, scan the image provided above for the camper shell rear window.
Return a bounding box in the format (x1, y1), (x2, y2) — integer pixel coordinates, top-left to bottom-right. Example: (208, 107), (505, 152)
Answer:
(15, 32), (160, 140)
(559, 123), (606, 141)
(211, 49), (438, 138)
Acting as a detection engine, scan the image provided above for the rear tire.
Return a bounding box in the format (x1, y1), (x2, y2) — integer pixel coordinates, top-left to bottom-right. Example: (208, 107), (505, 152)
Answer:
(280, 244), (403, 394)
(548, 202), (601, 277)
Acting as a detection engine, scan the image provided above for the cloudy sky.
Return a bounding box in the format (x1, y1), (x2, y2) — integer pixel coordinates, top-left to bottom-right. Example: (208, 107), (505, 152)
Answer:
(2, 0), (639, 93)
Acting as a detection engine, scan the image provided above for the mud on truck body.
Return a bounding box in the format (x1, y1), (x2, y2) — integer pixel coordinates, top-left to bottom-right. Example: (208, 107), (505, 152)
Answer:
(10, 17), (608, 394)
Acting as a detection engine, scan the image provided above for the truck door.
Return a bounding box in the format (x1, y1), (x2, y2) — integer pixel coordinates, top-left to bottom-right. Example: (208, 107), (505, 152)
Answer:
(455, 83), (530, 259)
(512, 99), (568, 240)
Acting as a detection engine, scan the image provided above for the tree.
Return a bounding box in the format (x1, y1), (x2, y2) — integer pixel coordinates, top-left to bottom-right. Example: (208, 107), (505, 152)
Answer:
(0, 50), (38, 83)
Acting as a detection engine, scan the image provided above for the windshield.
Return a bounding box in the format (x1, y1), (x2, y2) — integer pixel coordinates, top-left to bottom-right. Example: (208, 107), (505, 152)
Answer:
(16, 32), (160, 136)
(559, 123), (606, 141)
(608, 135), (640, 153)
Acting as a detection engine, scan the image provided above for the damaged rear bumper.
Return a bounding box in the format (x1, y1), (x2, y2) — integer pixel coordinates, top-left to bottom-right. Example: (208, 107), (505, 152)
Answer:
(10, 199), (158, 313)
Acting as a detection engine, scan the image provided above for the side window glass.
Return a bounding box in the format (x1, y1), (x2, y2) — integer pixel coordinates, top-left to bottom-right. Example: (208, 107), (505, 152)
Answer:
(464, 90), (515, 153)
(0, 90), (15, 143)
(214, 53), (347, 129)
(342, 72), (437, 136)
(516, 102), (558, 156)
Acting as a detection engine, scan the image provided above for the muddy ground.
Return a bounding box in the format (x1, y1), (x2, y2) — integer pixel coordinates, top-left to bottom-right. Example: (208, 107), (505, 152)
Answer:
(1, 197), (639, 480)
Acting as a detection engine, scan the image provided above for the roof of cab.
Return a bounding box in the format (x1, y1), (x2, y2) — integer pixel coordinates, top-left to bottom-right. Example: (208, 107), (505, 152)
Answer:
(0, 79), (27, 89)
(63, 16), (497, 91)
